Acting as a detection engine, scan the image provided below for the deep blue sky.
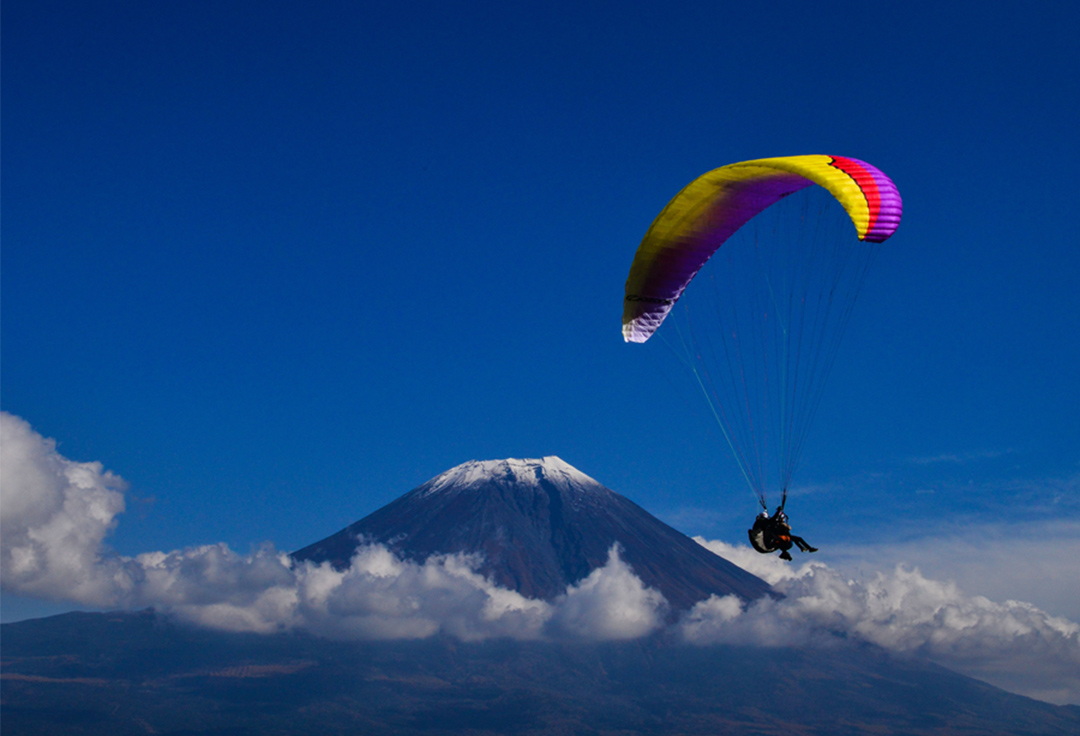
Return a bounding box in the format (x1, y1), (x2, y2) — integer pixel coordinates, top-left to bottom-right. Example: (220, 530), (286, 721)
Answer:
(4, 2), (1079, 616)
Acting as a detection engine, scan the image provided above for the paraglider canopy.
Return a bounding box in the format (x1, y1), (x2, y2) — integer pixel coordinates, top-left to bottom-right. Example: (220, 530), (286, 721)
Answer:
(623, 155), (902, 343)
(623, 155), (902, 512)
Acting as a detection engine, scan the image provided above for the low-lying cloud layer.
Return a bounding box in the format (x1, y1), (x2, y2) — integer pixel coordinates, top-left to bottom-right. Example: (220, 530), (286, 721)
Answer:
(688, 538), (1080, 706)
(2, 411), (1077, 705)
(824, 523), (1080, 625)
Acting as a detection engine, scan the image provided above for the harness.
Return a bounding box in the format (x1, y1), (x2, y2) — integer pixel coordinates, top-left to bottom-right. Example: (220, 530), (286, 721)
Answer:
(747, 516), (792, 554)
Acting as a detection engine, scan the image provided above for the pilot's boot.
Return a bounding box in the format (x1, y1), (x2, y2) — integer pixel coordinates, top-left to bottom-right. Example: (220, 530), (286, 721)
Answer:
(779, 550), (793, 561)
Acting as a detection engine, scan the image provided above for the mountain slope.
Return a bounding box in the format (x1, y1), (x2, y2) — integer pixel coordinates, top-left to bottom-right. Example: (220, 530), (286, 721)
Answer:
(4, 610), (1079, 736)
(292, 456), (771, 610)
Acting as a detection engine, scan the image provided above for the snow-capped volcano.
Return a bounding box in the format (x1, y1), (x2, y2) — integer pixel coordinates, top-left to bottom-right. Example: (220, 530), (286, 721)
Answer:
(292, 457), (770, 610)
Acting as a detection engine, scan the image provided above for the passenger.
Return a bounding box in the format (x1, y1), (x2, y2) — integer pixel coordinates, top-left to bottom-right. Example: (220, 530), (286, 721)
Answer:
(748, 507), (817, 561)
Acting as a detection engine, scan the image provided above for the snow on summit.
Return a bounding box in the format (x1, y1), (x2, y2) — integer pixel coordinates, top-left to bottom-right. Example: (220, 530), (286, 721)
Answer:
(420, 457), (602, 497)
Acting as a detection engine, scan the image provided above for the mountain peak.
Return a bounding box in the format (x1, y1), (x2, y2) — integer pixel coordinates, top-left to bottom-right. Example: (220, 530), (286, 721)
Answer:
(293, 457), (771, 610)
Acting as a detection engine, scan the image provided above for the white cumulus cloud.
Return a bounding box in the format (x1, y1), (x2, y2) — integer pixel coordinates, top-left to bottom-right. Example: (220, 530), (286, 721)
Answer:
(825, 522), (1080, 624)
(291, 547), (554, 642)
(549, 544), (667, 640)
(1, 413), (131, 605)
(688, 537), (1080, 706)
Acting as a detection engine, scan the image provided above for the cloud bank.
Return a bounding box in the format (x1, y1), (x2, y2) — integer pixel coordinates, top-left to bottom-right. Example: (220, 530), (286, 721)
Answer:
(825, 523), (1080, 625)
(2, 411), (1077, 705)
(688, 538), (1080, 706)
